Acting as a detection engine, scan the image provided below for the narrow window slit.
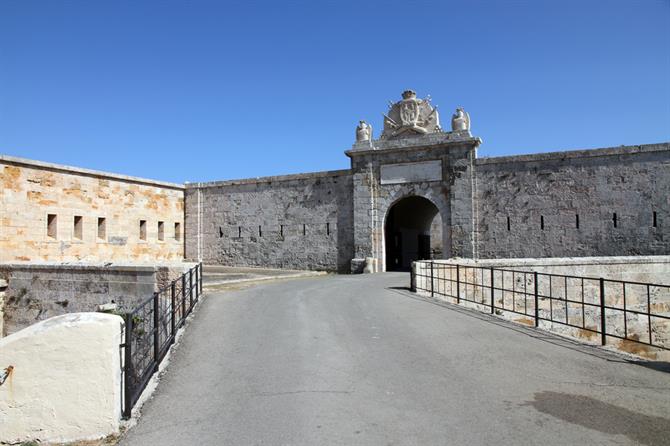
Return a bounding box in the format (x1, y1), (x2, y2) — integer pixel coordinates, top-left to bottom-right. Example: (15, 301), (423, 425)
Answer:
(47, 214), (57, 239)
(259, 225), (262, 237)
(653, 211), (657, 228)
(280, 224), (284, 237)
(613, 213), (617, 228)
(303, 224), (306, 236)
(326, 222), (330, 235)
(139, 220), (147, 241)
(74, 216), (83, 240)
(540, 215), (544, 230)
(98, 217), (106, 240)
(506, 216), (510, 231)
(238, 226), (242, 238)
(575, 214), (579, 229)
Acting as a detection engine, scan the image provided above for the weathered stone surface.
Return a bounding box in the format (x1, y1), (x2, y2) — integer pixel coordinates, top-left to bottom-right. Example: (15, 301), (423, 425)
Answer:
(0, 155), (184, 263)
(0, 262), (194, 335)
(474, 143), (670, 258)
(185, 170), (354, 273)
(414, 257), (670, 361)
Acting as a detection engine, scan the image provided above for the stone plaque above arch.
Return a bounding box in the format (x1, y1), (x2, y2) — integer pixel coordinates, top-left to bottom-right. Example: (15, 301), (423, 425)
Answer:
(380, 160), (442, 185)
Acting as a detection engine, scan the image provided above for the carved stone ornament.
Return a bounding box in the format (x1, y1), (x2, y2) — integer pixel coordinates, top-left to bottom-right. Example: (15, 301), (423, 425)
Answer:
(451, 107), (470, 132)
(380, 90), (441, 139)
(355, 120), (372, 142)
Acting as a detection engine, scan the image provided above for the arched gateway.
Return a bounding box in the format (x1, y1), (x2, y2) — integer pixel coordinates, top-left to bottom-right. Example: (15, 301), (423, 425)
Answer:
(346, 90), (481, 273)
(384, 196), (441, 271)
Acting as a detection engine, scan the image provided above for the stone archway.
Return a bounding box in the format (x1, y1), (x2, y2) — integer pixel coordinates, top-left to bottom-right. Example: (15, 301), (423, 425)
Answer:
(384, 195), (442, 271)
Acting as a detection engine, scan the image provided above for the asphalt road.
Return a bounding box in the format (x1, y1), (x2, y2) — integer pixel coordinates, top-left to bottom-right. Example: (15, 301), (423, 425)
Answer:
(120, 273), (670, 446)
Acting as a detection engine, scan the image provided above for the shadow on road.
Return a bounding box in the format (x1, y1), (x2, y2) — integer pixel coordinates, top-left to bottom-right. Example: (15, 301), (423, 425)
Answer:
(524, 391), (670, 446)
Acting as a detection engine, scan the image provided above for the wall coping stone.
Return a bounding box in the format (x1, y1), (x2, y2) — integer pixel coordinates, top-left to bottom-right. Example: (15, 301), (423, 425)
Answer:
(0, 261), (195, 273)
(0, 154), (184, 190)
(430, 255), (670, 269)
(475, 142), (670, 166)
(186, 169), (352, 189)
(346, 132), (482, 157)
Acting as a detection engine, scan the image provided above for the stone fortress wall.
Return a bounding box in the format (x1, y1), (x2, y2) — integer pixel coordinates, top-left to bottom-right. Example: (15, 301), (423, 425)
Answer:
(475, 143), (670, 258)
(0, 155), (184, 263)
(185, 170), (354, 273)
(1, 90), (668, 277)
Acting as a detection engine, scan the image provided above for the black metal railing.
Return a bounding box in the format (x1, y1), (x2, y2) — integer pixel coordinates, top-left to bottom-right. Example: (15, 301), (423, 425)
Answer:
(122, 262), (203, 418)
(412, 261), (670, 352)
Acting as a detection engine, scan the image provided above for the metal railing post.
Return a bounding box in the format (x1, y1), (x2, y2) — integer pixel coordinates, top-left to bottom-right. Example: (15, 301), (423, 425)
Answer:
(194, 266), (199, 302)
(123, 313), (133, 419)
(430, 261), (434, 297)
(189, 268), (194, 310)
(490, 267), (495, 314)
(600, 278), (606, 346)
(153, 292), (159, 371)
(456, 264), (460, 304)
(534, 271), (539, 327)
(170, 281), (176, 338)
(181, 273), (187, 326)
(199, 262), (203, 294)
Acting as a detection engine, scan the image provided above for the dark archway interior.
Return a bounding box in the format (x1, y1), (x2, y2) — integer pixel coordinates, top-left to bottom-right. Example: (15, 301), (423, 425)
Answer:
(385, 196), (441, 271)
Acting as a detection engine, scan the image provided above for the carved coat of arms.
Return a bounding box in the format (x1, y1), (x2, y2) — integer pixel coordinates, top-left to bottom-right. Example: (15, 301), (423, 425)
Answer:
(381, 90), (441, 139)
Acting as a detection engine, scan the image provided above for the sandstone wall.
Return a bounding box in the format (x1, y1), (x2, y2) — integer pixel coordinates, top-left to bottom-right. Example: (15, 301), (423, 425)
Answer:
(185, 170), (354, 272)
(0, 155), (185, 263)
(475, 143), (670, 259)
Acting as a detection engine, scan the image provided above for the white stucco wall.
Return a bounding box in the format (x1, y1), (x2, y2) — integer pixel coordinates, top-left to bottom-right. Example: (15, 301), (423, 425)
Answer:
(0, 312), (123, 444)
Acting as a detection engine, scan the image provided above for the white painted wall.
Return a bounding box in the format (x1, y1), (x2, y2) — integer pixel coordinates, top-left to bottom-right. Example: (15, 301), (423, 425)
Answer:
(0, 312), (123, 444)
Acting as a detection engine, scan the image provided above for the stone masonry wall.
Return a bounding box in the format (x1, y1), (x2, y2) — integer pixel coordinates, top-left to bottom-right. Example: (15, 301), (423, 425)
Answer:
(475, 143), (670, 259)
(0, 155), (185, 263)
(0, 263), (194, 335)
(185, 170), (354, 272)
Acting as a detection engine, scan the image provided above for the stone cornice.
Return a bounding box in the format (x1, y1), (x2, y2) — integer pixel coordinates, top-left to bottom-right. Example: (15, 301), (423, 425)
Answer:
(0, 154), (185, 190)
(475, 142), (670, 166)
(186, 169), (352, 189)
(346, 132), (482, 158)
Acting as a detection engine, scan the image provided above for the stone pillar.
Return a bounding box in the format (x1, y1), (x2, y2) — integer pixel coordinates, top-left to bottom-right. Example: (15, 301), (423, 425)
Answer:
(350, 165), (381, 273)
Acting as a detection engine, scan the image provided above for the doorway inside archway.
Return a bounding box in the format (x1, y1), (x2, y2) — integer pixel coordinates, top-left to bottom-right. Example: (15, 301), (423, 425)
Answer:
(384, 196), (442, 271)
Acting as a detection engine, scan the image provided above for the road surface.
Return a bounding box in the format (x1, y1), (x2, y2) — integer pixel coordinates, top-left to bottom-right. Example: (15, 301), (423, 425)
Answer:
(120, 273), (670, 446)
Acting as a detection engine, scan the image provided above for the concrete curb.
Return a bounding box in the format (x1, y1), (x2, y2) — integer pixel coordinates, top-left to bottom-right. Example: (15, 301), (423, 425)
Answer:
(203, 271), (327, 289)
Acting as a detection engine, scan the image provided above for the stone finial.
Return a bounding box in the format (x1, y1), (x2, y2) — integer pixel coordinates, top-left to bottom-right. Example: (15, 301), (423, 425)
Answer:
(356, 120), (372, 142)
(451, 107), (471, 132)
(380, 90), (441, 139)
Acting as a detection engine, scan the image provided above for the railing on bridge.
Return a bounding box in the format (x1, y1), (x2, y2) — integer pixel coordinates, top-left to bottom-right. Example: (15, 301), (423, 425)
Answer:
(122, 262), (203, 418)
(412, 261), (670, 353)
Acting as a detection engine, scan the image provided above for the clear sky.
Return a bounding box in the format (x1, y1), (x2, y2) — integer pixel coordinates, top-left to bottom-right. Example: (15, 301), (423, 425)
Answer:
(1, 1), (669, 183)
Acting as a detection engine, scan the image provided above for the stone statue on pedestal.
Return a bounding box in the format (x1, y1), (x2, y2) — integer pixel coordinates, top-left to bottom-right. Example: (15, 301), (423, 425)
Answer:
(356, 120), (372, 142)
(451, 107), (471, 132)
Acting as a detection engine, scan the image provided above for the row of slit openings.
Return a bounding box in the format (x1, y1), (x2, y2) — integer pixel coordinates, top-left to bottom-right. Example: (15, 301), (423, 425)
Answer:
(46, 214), (181, 242)
(506, 212), (659, 231)
(221, 223), (332, 238)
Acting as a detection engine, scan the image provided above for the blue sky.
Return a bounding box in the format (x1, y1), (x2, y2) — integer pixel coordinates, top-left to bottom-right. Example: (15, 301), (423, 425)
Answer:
(1, 1), (669, 183)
